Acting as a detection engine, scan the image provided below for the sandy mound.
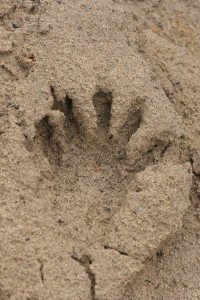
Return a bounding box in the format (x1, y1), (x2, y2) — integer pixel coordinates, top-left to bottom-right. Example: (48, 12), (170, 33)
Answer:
(0, 0), (200, 299)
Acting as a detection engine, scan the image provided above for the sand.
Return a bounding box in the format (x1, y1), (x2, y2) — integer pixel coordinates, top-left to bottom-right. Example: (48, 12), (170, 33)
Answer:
(0, 0), (200, 299)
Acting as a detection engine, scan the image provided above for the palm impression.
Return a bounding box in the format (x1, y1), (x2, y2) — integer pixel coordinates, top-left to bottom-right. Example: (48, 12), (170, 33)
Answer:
(33, 84), (191, 273)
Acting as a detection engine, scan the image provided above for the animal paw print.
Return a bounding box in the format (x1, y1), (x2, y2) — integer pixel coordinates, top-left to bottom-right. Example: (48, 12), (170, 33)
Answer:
(34, 84), (182, 173)
(32, 83), (184, 227)
(32, 84), (191, 300)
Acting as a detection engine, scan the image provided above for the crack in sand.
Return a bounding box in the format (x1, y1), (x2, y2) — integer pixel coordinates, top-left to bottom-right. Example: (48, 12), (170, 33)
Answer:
(71, 254), (96, 300)
(38, 258), (44, 283)
(103, 245), (129, 256)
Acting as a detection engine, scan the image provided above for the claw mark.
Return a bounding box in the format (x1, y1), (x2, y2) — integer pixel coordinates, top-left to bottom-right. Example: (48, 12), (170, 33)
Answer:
(71, 254), (96, 300)
(92, 90), (112, 131)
